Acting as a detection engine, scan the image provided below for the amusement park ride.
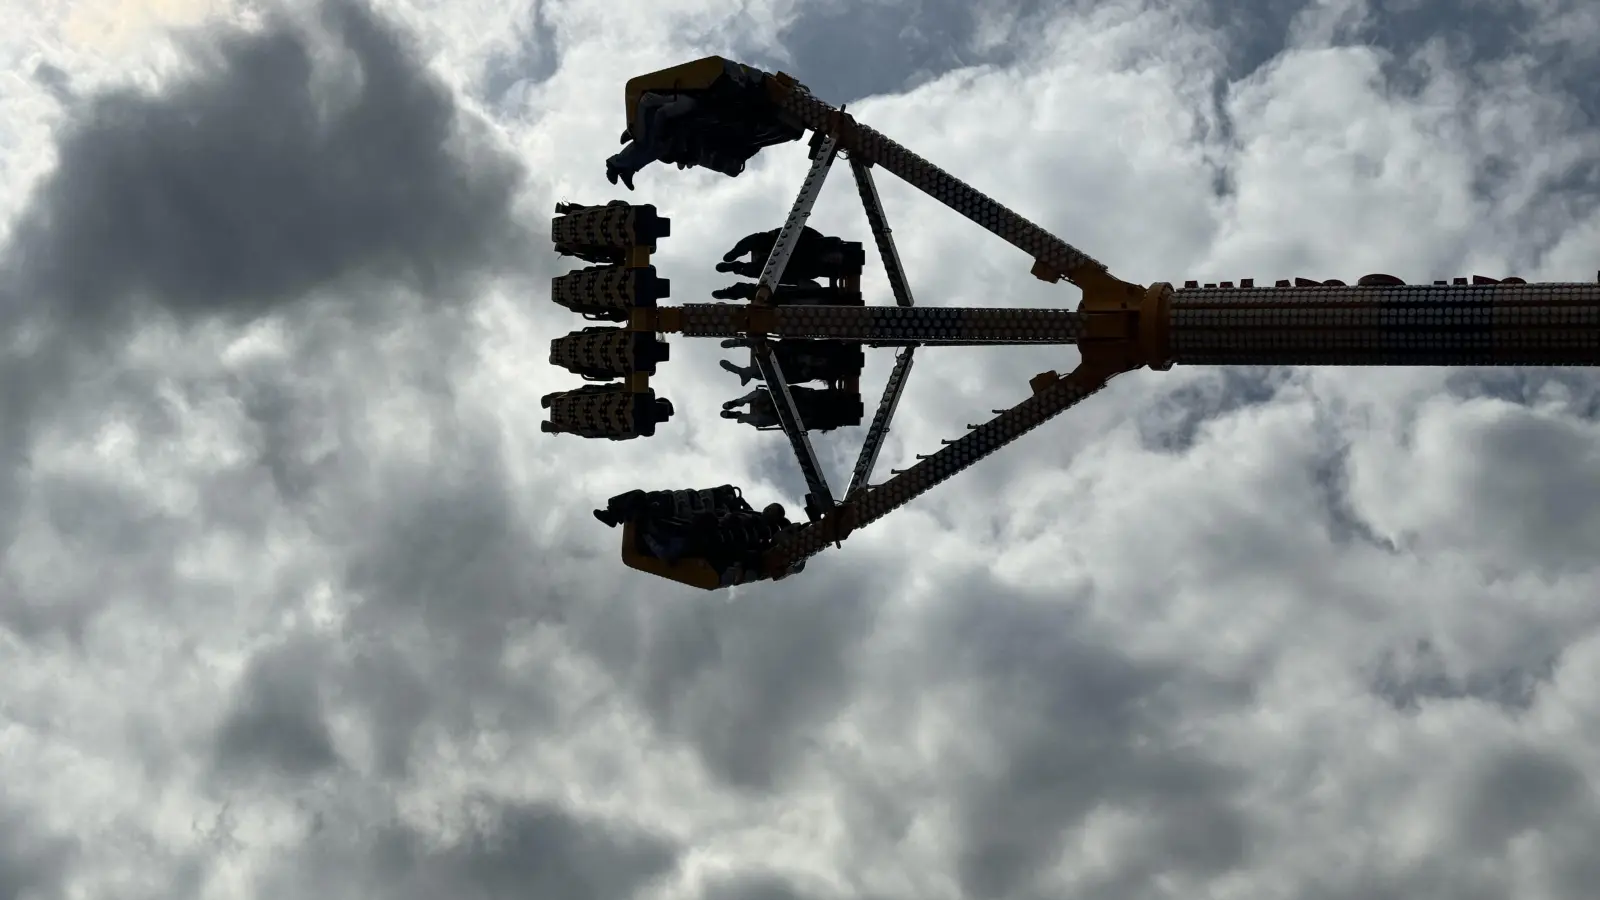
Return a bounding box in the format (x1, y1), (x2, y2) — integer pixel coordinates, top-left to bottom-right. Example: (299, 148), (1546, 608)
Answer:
(542, 56), (1600, 591)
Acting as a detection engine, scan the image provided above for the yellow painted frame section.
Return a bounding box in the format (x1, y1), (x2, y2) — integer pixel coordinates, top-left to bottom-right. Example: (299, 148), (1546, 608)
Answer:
(619, 521), (723, 590)
(624, 56), (734, 132)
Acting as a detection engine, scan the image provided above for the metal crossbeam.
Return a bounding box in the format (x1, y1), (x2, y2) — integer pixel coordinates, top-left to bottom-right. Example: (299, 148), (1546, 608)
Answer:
(845, 158), (918, 498)
(1167, 282), (1600, 366)
(751, 134), (840, 304)
(674, 304), (1088, 343)
(846, 346), (914, 497)
(767, 81), (1106, 285)
(746, 133), (843, 515)
(763, 364), (1116, 575)
(751, 350), (835, 514)
(850, 158), (915, 309)
(588, 57), (1600, 592)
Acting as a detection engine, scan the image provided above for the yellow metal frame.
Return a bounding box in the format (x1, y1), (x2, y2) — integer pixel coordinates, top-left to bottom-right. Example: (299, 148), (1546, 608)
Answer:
(624, 56), (733, 133)
(618, 521), (724, 590)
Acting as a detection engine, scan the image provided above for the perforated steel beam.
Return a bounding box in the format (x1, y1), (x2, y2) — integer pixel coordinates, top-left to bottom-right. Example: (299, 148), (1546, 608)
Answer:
(763, 364), (1116, 575)
(660, 283), (1600, 364)
(1168, 282), (1600, 366)
(672, 304), (1088, 343)
(751, 134), (840, 306)
(593, 56), (1600, 594)
(850, 158), (915, 309)
(765, 75), (1106, 285)
(847, 346), (914, 497)
(845, 158), (918, 498)
(747, 134), (843, 514)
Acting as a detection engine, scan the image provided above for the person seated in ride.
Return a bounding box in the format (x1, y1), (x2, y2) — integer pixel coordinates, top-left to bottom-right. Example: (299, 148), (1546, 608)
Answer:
(552, 200), (641, 264)
(593, 488), (648, 527)
(715, 227), (856, 281)
(606, 92), (699, 190)
(593, 486), (742, 566)
(606, 93), (758, 189)
(709, 280), (842, 303)
(720, 385), (862, 431)
(648, 502), (781, 570)
(685, 502), (794, 585)
(554, 199), (632, 215)
(720, 341), (862, 386)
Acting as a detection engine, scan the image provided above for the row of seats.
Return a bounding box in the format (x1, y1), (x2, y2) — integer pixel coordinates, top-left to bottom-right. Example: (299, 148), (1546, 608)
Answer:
(542, 202), (677, 440)
(713, 226), (867, 433)
(592, 485), (802, 585)
(606, 58), (804, 191)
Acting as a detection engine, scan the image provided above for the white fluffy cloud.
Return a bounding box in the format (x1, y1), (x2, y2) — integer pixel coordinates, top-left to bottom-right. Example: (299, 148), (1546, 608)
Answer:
(4, 0), (1600, 898)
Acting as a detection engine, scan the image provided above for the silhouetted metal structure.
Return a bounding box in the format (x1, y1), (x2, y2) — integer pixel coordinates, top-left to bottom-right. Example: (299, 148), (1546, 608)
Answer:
(547, 56), (1600, 589)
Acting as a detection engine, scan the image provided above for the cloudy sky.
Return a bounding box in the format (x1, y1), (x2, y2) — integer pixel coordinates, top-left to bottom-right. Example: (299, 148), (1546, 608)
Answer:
(5, 0), (1600, 898)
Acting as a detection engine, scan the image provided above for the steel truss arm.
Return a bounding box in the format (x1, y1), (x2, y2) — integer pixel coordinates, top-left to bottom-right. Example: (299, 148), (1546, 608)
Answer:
(588, 56), (1600, 594)
(764, 74), (1106, 286)
(1167, 282), (1600, 366)
(746, 134), (842, 515)
(650, 281), (1600, 363)
(761, 363), (1117, 576)
(847, 346), (913, 498)
(850, 157), (916, 309)
(667, 304), (1088, 342)
(846, 157), (918, 498)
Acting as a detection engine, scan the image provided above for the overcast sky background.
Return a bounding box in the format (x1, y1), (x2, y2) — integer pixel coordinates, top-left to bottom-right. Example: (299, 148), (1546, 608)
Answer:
(4, 0), (1600, 898)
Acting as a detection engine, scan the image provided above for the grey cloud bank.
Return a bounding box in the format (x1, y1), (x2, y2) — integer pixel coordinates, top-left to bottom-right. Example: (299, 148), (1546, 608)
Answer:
(3, 0), (1600, 898)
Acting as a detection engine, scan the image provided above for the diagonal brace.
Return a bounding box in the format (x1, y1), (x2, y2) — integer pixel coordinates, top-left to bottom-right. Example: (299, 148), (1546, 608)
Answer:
(846, 346), (914, 497)
(763, 363), (1118, 576)
(746, 133), (842, 515)
(845, 157), (918, 497)
(850, 157), (916, 309)
(765, 75), (1108, 286)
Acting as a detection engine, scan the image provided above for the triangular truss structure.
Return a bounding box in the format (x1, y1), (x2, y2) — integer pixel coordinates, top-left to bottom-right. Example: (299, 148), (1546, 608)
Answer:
(545, 56), (1600, 591)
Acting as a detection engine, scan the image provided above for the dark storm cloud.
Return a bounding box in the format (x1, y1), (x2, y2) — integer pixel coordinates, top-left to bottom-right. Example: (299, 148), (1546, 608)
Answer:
(1213, 0), (1576, 93)
(1310, 446), (1403, 553)
(1434, 403), (1600, 574)
(725, 0), (1062, 105)
(1, 466), (194, 640)
(232, 370), (345, 506)
(337, 456), (892, 789)
(748, 439), (840, 517)
(701, 871), (823, 900)
(8, 0), (527, 328)
(1135, 367), (1287, 453)
(592, 562), (887, 791)
(32, 61), (73, 102)
(728, 0), (1597, 128)
(1289, 746), (1600, 900)
(1458, 745), (1591, 853)
(1211, 0), (1527, 83)
(1208, 0), (1600, 209)
(406, 799), (679, 900)
(338, 641), (435, 778)
(1445, 367), (1600, 419)
(272, 797), (680, 900)
(0, 0), (533, 637)
(214, 635), (342, 779)
(480, 1), (561, 107)
(1550, 811), (1600, 900)
(341, 433), (553, 656)
(911, 571), (1252, 899)
(1369, 637), (1558, 714)
(331, 428), (563, 769)
(0, 805), (78, 900)
(10, 1), (1600, 897)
